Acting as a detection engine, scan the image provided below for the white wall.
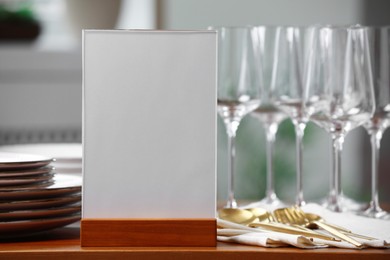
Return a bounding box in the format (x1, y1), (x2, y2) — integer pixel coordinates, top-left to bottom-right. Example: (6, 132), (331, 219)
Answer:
(0, 47), (81, 129)
(161, 0), (365, 29)
(0, 0), (156, 142)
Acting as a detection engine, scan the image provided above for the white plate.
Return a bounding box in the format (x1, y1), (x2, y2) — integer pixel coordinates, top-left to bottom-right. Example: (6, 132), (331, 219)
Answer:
(0, 215), (81, 237)
(0, 166), (53, 178)
(0, 181), (54, 191)
(0, 173), (82, 200)
(0, 152), (53, 170)
(0, 143), (82, 162)
(0, 205), (81, 221)
(0, 174), (53, 187)
(0, 194), (81, 211)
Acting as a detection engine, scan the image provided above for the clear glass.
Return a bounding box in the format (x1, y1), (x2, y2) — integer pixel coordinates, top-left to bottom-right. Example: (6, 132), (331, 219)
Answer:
(272, 26), (313, 206)
(251, 26), (288, 207)
(214, 26), (261, 208)
(361, 26), (390, 219)
(306, 25), (375, 212)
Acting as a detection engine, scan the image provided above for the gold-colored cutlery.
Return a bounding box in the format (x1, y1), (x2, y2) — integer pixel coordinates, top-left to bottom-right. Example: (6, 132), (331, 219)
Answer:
(275, 207), (376, 241)
(218, 206), (378, 248)
(273, 207), (364, 248)
(218, 208), (339, 242)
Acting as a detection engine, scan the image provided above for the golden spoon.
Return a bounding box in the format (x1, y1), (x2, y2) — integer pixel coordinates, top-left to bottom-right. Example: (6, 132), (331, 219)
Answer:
(218, 208), (257, 225)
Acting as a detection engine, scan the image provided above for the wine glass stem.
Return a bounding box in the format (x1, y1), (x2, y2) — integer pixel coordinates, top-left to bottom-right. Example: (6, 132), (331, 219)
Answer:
(264, 123), (278, 202)
(293, 120), (306, 206)
(369, 130), (383, 212)
(329, 133), (344, 212)
(225, 120), (239, 208)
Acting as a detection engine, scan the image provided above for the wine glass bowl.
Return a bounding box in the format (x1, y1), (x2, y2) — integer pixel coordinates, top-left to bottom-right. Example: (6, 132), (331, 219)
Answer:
(218, 99), (262, 125)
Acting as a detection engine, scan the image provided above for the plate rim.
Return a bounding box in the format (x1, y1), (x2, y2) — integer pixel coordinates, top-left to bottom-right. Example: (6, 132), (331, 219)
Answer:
(0, 194), (81, 210)
(0, 214), (81, 237)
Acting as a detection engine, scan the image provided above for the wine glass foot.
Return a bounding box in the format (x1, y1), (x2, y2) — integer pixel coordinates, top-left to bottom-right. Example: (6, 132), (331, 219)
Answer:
(260, 195), (288, 208)
(322, 200), (343, 212)
(296, 199), (306, 207)
(241, 194), (289, 211)
(225, 199), (238, 209)
(360, 206), (390, 220)
(339, 194), (367, 212)
(321, 194), (367, 212)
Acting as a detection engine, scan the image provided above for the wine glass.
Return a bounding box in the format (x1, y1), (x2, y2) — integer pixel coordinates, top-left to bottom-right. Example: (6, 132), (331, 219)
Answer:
(306, 25), (375, 212)
(215, 26), (262, 208)
(272, 26), (312, 206)
(251, 26), (288, 207)
(361, 26), (390, 219)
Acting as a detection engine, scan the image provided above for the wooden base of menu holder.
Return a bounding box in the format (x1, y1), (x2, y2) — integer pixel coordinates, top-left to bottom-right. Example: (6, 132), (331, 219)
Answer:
(81, 218), (217, 247)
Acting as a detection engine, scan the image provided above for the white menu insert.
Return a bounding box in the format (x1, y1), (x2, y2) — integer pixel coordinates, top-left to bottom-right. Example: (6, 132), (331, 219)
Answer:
(83, 30), (216, 219)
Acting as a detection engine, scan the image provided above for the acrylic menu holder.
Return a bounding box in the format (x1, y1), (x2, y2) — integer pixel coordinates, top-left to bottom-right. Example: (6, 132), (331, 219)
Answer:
(81, 30), (217, 247)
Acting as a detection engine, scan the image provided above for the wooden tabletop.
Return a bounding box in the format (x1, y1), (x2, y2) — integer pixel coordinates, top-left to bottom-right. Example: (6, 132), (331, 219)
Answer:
(0, 226), (389, 260)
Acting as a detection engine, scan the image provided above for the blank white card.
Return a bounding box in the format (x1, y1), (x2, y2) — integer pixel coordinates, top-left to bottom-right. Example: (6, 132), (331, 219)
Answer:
(82, 30), (216, 218)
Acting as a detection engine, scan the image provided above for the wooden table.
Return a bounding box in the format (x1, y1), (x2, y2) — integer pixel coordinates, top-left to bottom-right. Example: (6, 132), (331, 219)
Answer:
(0, 226), (389, 260)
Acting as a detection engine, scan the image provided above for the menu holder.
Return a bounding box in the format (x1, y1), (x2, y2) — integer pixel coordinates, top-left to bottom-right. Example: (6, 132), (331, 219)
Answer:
(81, 219), (216, 247)
(81, 30), (217, 247)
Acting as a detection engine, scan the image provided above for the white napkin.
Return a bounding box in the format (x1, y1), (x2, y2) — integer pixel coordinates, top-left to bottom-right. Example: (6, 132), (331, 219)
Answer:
(217, 218), (327, 248)
(302, 203), (390, 248)
(217, 203), (390, 249)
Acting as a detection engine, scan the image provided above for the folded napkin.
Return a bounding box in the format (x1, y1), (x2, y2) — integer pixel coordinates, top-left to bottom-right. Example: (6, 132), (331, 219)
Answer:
(217, 218), (328, 248)
(217, 203), (390, 249)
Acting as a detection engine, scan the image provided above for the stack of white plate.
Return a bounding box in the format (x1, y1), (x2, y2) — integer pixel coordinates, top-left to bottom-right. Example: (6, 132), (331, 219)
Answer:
(0, 152), (81, 238)
(0, 143), (82, 174)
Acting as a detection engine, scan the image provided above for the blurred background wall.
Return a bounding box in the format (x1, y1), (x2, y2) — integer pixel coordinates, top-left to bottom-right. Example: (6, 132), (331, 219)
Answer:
(0, 0), (388, 205)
